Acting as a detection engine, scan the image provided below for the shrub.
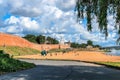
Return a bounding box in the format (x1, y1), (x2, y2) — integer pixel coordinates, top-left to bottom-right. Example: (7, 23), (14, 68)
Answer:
(0, 50), (35, 73)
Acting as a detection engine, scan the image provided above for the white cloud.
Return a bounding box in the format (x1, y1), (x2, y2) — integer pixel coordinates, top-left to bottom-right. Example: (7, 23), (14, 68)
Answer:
(20, 17), (40, 31)
(56, 0), (76, 11)
(0, 0), (118, 46)
(5, 16), (20, 24)
(7, 0), (42, 17)
(3, 16), (41, 34)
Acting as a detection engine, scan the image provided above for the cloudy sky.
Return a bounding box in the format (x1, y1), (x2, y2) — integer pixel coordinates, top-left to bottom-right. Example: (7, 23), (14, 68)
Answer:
(0, 0), (118, 47)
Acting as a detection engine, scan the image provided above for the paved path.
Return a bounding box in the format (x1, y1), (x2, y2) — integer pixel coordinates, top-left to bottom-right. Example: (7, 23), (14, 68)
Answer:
(1, 60), (120, 80)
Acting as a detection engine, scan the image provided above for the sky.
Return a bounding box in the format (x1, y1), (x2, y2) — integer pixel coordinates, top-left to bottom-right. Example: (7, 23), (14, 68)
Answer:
(0, 0), (118, 47)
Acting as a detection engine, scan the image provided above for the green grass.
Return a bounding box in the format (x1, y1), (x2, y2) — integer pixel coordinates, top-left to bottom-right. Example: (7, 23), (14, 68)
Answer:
(0, 46), (40, 56)
(94, 62), (120, 69)
(48, 48), (72, 53)
(0, 50), (35, 75)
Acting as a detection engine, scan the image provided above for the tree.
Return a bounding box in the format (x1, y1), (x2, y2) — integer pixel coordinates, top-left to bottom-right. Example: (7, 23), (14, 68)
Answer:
(75, 0), (120, 41)
(23, 34), (37, 43)
(80, 43), (87, 48)
(46, 36), (59, 44)
(36, 35), (45, 44)
(52, 38), (59, 44)
(87, 40), (93, 46)
(70, 42), (88, 48)
(23, 34), (59, 44)
(70, 42), (80, 48)
(93, 45), (101, 48)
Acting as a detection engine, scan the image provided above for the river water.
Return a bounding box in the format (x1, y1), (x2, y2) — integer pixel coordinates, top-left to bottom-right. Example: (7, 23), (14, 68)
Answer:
(107, 49), (120, 56)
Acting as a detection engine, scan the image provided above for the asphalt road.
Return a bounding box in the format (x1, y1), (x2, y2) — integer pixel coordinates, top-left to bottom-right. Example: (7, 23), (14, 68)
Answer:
(1, 60), (120, 80)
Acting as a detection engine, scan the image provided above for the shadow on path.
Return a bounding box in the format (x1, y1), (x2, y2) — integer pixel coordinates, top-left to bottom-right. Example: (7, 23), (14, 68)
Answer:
(1, 61), (120, 80)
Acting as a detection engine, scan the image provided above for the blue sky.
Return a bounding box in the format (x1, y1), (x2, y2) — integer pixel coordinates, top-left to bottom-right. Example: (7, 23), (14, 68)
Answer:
(0, 0), (118, 47)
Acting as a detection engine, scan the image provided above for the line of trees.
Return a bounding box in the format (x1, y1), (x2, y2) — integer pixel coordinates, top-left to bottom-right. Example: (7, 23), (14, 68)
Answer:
(23, 34), (59, 44)
(70, 40), (101, 48)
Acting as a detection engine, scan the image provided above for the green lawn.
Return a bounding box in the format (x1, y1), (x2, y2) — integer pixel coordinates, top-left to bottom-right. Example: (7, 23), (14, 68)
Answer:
(0, 46), (40, 56)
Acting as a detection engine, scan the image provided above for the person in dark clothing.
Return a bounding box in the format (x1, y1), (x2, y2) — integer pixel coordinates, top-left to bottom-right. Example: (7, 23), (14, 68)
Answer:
(41, 50), (47, 56)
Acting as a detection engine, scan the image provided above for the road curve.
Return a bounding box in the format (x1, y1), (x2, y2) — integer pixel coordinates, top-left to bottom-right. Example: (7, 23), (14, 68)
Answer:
(1, 60), (120, 80)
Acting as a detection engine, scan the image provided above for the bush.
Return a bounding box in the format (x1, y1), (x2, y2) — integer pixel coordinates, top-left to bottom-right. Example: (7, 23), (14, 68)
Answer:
(0, 50), (4, 53)
(0, 50), (35, 73)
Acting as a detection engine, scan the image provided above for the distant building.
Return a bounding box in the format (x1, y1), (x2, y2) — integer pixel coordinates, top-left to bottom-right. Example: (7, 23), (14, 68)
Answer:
(86, 45), (100, 51)
(86, 45), (93, 49)
(64, 41), (71, 46)
(45, 40), (51, 44)
(59, 38), (64, 45)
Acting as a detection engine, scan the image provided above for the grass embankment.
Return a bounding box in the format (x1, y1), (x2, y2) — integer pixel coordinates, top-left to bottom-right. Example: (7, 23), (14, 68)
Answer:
(0, 46), (40, 56)
(0, 50), (35, 75)
(94, 62), (120, 69)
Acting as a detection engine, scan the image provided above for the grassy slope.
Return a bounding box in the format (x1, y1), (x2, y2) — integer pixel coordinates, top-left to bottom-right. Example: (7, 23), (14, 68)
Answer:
(0, 46), (40, 56)
(48, 48), (72, 53)
(94, 62), (120, 69)
(0, 50), (35, 75)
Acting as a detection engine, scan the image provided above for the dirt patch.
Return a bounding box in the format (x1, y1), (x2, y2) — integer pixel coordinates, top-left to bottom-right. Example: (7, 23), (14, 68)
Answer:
(15, 51), (120, 62)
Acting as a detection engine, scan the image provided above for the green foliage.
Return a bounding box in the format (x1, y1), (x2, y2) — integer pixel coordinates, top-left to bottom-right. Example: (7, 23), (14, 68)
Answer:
(0, 46), (40, 56)
(0, 50), (35, 73)
(23, 34), (37, 43)
(23, 34), (59, 44)
(36, 35), (45, 44)
(75, 0), (120, 39)
(87, 40), (93, 46)
(70, 43), (88, 48)
(93, 45), (101, 48)
(96, 62), (120, 68)
(80, 43), (88, 48)
(47, 36), (59, 44)
(48, 48), (72, 53)
(70, 43), (80, 48)
(0, 50), (4, 54)
(70, 40), (101, 48)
